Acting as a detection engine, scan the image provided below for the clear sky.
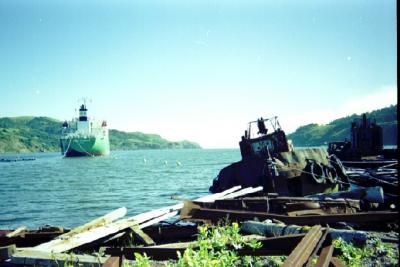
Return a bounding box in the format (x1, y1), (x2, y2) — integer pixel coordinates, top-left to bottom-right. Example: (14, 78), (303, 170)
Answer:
(0, 0), (397, 148)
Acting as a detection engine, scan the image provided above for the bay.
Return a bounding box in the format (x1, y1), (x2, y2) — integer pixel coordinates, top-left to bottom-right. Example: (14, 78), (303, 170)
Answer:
(0, 149), (240, 229)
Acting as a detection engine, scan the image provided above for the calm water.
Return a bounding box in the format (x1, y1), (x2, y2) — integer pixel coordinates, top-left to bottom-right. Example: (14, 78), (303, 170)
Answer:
(0, 149), (241, 229)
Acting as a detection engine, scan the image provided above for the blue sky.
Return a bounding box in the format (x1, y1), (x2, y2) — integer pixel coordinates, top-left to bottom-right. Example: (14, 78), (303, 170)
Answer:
(0, 0), (397, 148)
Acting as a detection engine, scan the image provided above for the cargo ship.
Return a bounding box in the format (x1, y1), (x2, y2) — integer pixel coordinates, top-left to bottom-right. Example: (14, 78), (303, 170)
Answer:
(60, 103), (110, 157)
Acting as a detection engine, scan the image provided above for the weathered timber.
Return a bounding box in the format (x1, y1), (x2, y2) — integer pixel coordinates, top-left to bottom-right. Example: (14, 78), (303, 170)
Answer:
(29, 211), (178, 253)
(130, 225), (155, 246)
(218, 186), (263, 200)
(188, 207), (399, 225)
(61, 207), (127, 239)
(26, 187), (244, 254)
(11, 249), (109, 266)
(31, 208), (134, 253)
(5, 226), (27, 238)
(195, 185), (242, 202)
(282, 225), (323, 267)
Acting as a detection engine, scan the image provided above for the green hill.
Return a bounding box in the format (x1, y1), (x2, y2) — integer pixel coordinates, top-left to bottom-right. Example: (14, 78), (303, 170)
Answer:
(0, 117), (201, 153)
(109, 129), (200, 150)
(287, 105), (397, 147)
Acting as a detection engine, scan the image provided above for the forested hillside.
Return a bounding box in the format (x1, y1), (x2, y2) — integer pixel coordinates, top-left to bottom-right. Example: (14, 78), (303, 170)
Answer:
(0, 117), (200, 153)
(287, 105), (397, 147)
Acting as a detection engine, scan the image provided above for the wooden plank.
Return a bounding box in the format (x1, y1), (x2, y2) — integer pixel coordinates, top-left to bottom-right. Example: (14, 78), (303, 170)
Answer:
(195, 185), (242, 202)
(30, 214), (166, 253)
(60, 207), (127, 238)
(6, 226), (27, 238)
(130, 225), (155, 246)
(282, 225), (322, 267)
(219, 186), (263, 200)
(28, 187), (244, 253)
(11, 250), (109, 266)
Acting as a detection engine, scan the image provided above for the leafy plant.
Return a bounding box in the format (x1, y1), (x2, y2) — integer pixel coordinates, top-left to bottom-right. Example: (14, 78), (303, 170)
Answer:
(131, 223), (263, 267)
(130, 253), (151, 267)
(333, 237), (399, 267)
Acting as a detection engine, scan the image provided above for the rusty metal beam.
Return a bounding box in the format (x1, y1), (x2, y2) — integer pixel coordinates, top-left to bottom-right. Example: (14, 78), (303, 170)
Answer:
(142, 224), (198, 243)
(330, 257), (347, 267)
(282, 225), (322, 267)
(101, 256), (122, 267)
(189, 207), (398, 225)
(105, 247), (187, 260)
(305, 228), (330, 267)
(104, 234), (308, 261)
(315, 244), (334, 267)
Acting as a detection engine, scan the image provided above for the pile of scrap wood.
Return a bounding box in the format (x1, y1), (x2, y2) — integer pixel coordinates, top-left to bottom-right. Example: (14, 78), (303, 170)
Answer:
(1, 183), (398, 267)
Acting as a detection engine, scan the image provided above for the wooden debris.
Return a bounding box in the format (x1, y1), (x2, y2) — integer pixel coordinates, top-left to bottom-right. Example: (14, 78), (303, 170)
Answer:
(60, 207), (127, 238)
(11, 249), (109, 266)
(6, 226), (27, 238)
(20, 186), (244, 254)
(130, 225), (155, 246)
(219, 186), (263, 200)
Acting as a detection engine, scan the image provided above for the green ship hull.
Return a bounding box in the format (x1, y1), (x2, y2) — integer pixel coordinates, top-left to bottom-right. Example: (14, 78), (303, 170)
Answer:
(60, 136), (110, 157)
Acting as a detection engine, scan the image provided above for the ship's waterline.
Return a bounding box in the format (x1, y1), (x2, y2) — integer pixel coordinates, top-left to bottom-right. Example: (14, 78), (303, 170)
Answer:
(60, 137), (110, 156)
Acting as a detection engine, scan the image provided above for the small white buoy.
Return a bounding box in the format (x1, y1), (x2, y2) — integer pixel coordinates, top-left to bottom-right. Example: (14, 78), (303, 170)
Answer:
(176, 161), (181, 166)
(143, 158), (147, 164)
(164, 160), (168, 165)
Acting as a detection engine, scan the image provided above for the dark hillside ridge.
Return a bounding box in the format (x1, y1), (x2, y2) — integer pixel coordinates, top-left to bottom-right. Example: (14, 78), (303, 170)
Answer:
(0, 117), (201, 153)
(287, 105), (397, 147)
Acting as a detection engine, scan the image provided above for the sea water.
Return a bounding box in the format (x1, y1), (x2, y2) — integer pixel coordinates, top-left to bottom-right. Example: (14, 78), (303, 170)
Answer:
(0, 149), (241, 229)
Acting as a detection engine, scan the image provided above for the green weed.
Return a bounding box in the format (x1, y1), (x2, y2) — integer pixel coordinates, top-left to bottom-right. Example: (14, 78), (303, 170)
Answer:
(333, 237), (399, 267)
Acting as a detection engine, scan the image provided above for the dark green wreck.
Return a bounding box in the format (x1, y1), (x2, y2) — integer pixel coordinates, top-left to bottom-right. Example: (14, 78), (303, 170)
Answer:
(210, 117), (349, 196)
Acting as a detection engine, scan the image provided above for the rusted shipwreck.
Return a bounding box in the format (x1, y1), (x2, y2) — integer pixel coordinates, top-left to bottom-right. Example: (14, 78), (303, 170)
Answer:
(327, 113), (398, 168)
(210, 116), (349, 196)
